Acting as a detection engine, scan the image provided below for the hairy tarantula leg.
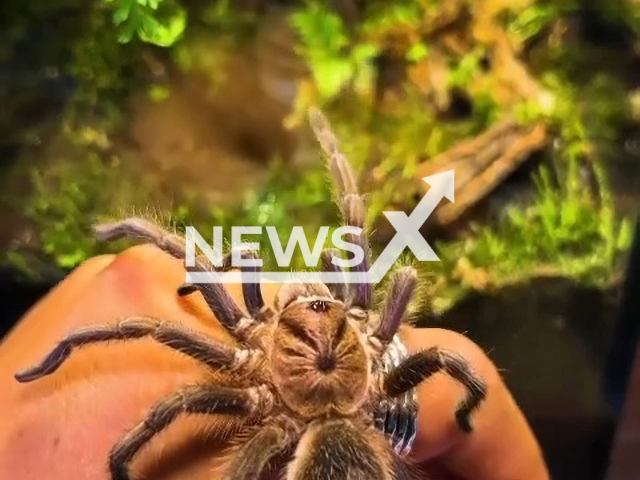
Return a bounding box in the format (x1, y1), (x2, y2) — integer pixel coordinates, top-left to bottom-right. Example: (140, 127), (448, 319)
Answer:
(177, 283), (199, 296)
(287, 420), (396, 480)
(95, 218), (227, 271)
(319, 249), (347, 301)
(14, 317), (254, 382)
(308, 108), (372, 309)
(179, 251), (274, 325)
(374, 267), (418, 344)
(110, 385), (267, 480)
(237, 251), (274, 321)
(223, 425), (288, 480)
(94, 218), (246, 331)
(384, 348), (487, 433)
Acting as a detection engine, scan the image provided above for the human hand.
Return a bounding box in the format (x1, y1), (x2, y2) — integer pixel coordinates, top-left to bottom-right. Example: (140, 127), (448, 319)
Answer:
(0, 245), (549, 480)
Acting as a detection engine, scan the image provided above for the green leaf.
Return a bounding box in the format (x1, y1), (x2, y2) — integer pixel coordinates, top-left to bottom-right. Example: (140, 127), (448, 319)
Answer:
(406, 43), (428, 62)
(448, 48), (485, 88)
(508, 4), (560, 42)
(138, 7), (187, 46)
(117, 21), (136, 43)
(57, 249), (88, 268)
(113, 3), (131, 24)
(290, 1), (355, 101)
(617, 219), (633, 250)
(312, 57), (353, 100)
(352, 43), (379, 63)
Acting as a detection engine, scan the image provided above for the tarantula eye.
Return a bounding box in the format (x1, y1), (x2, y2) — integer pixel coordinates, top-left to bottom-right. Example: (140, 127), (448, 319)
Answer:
(308, 300), (329, 313)
(275, 284), (333, 311)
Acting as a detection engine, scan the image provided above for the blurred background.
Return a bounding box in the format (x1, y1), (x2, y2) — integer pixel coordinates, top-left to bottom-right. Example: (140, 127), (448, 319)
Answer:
(1, 0), (640, 478)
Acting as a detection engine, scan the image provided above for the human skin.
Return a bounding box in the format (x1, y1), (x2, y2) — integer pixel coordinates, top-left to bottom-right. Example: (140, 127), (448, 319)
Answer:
(0, 245), (549, 480)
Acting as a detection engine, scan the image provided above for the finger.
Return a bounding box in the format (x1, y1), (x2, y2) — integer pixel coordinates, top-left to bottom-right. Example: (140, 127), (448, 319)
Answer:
(0, 246), (245, 480)
(1, 245), (239, 390)
(0, 253), (115, 406)
(400, 326), (549, 480)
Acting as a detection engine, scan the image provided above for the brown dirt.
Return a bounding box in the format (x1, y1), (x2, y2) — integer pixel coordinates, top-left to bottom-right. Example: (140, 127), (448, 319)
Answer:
(126, 15), (310, 207)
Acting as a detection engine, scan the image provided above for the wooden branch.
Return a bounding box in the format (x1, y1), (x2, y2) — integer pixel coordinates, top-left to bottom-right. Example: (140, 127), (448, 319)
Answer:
(415, 119), (549, 225)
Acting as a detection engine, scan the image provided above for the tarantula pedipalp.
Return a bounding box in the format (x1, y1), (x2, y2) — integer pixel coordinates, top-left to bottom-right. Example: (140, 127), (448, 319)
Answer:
(15, 109), (486, 480)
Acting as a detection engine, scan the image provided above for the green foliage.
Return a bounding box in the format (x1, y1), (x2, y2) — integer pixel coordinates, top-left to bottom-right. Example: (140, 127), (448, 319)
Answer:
(288, 0), (434, 106)
(25, 155), (114, 268)
(8, 126), (162, 275)
(9, 138), (133, 272)
(432, 160), (631, 311)
(290, 2), (379, 101)
(67, 6), (130, 122)
(405, 42), (429, 62)
(502, 3), (563, 43)
(104, 0), (186, 46)
(448, 48), (487, 89)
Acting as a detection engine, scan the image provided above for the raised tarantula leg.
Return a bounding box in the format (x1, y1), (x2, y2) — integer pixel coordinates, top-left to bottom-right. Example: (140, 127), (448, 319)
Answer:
(308, 108), (372, 310)
(320, 249), (347, 301)
(373, 267), (418, 344)
(384, 348), (487, 433)
(223, 425), (288, 480)
(95, 218), (246, 331)
(179, 250), (274, 325)
(287, 420), (392, 480)
(110, 385), (266, 480)
(236, 251), (273, 321)
(15, 317), (251, 382)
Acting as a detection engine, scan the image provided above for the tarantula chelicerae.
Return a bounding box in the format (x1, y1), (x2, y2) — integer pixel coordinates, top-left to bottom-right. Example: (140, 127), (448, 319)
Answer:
(15, 109), (486, 480)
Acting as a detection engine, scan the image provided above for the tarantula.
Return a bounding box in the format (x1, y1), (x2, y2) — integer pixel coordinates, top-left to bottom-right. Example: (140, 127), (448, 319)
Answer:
(15, 109), (486, 480)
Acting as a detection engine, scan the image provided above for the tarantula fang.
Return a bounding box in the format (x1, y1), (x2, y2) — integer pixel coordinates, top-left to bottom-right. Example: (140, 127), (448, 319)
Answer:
(15, 108), (486, 480)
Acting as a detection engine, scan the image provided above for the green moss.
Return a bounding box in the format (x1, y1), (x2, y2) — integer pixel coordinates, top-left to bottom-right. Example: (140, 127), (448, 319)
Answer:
(290, 1), (379, 102)
(433, 161), (630, 303)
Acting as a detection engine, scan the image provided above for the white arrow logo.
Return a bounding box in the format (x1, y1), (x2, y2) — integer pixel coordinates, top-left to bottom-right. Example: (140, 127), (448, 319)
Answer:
(368, 170), (454, 283)
(185, 170), (454, 284)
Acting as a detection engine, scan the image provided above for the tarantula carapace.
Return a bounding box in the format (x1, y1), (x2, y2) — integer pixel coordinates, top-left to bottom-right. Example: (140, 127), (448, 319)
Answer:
(15, 109), (486, 480)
